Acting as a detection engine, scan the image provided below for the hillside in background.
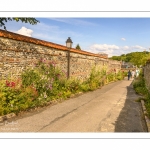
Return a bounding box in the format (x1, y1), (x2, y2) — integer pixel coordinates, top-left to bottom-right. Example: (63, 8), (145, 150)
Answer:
(109, 51), (150, 67)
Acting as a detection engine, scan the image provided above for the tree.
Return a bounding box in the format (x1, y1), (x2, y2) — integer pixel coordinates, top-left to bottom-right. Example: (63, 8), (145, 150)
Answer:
(110, 51), (150, 67)
(0, 18), (40, 30)
(75, 44), (81, 50)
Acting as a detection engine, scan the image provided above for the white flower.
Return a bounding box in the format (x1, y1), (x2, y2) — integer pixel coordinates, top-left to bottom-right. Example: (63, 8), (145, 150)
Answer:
(43, 92), (47, 98)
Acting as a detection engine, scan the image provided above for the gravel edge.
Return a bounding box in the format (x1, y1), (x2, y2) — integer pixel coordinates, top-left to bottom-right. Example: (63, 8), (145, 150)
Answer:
(0, 113), (16, 122)
(141, 100), (150, 132)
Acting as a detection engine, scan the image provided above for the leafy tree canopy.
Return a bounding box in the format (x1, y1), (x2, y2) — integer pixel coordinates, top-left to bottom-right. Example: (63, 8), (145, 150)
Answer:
(109, 51), (150, 67)
(75, 44), (81, 50)
(0, 18), (40, 30)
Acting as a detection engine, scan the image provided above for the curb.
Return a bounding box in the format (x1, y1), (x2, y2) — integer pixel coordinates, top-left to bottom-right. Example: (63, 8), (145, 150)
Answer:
(0, 113), (16, 122)
(141, 100), (150, 132)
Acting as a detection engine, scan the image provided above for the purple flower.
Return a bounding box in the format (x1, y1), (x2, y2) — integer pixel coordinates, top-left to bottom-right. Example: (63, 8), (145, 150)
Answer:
(49, 84), (53, 90)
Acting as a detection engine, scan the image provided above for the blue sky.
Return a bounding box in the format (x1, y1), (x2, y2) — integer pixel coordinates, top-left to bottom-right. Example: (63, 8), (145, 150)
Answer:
(1, 18), (150, 57)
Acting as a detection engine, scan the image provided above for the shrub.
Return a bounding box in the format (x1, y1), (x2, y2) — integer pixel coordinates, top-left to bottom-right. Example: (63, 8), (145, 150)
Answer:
(79, 83), (90, 92)
(133, 71), (150, 118)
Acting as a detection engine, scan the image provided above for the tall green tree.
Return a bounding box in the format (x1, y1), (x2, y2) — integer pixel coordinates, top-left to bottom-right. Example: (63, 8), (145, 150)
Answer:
(75, 44), (81, 50)
(110, 51), (150, 67)
(0, 18), (40, 30)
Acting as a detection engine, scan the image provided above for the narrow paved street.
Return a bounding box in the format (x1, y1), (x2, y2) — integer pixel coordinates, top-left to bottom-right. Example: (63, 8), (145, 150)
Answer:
(0, 78), (147, 132)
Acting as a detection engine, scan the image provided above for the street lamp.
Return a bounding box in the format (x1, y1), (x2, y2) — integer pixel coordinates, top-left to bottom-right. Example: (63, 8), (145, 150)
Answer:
(66, 37), (73, 79)
(66, 37), (73, 48)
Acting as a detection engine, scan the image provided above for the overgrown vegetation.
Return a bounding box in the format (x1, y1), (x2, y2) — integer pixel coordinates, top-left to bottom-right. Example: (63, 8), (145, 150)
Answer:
(0, 60), (126, 116)
(133, 71), (150, 118)
(110, 51), (150, 67)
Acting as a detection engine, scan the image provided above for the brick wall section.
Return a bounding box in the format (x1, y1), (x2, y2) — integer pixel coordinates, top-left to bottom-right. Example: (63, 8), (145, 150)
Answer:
(0, 29), (121, 80)
(144, 62), (150, 92)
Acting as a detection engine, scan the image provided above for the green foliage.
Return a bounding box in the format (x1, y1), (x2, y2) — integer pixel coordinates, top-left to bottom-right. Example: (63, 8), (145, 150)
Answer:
(133, 71), (150, 118)
(79, 83), (90, 92)
(0, 80), (38, 115)
(21, 69), (40, 87)
(110, 52), (150, 67)
(116, 70), (126, 80)
(75, 44), (81, 50)
(85, 67), (106, 90)
(133, 72), (147, 95)
(110, 56), (122, 61)
(0, 18), (39, 30)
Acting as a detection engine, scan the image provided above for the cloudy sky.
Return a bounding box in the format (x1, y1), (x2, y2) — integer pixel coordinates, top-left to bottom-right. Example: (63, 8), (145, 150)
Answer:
(1, 18), (150, 57)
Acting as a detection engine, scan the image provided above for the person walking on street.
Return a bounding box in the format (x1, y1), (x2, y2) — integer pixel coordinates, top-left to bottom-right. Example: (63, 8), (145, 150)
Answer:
(136, 68), (140, 77)
(131, 70), (135, 79)
(127, 70), (132, 80)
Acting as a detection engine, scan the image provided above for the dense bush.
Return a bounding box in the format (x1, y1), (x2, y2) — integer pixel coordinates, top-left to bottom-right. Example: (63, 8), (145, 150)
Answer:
(0, 79), (38, 115)
(133, 71), (150, 118)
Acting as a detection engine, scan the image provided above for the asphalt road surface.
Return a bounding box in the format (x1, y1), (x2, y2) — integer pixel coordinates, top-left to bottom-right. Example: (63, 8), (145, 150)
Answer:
(0, 78), (147, 132)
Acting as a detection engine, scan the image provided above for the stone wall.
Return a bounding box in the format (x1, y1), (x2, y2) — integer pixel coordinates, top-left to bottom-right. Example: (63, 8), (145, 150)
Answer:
(144, 62), (150, 91)
(0, 29), (121, 80)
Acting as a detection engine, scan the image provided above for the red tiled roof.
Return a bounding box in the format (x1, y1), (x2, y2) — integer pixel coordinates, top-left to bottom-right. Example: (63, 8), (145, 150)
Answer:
(0, 29), (107, 59)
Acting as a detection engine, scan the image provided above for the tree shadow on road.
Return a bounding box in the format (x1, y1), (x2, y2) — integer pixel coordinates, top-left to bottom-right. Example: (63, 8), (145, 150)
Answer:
(114, 81), (148, 132)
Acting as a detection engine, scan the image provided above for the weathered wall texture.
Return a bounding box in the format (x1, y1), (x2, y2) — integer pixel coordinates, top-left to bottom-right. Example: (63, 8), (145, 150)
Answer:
(144, 62), (150, 91)
(0, 29), (121, 80)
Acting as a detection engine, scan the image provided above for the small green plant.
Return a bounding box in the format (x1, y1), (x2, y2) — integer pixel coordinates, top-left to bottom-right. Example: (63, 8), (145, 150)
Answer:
(133, 74), (148, 96)
(133, 71), (150, 118)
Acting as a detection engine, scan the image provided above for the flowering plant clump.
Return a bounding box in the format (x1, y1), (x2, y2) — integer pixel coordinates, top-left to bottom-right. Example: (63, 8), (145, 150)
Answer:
(21, 59), (67, 102)
(6, 80), (15, 87)
(0, 58), (125, 116)
(0, 75), (40, 115)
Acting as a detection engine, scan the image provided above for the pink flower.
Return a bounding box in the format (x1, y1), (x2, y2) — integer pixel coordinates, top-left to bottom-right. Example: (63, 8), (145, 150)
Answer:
(6, 81), (15, 87)
(49, 86), (52, 90)
(48, 83), (53, 90)
(43, 59), (46, 63)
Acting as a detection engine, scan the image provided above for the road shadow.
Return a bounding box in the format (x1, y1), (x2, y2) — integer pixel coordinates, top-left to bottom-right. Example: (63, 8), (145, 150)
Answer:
(114, 80), (148, 132)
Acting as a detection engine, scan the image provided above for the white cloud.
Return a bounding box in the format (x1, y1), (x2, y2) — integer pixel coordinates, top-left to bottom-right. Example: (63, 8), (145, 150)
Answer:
(132, 45), (145, 50)
(16, 27), (33, 37)
(88, 44), (120, 57)
(121, 38), (126, 41)
(87, 44), (146, 57)
(90, 44), (120, 50)
(122, 46), (130, 50)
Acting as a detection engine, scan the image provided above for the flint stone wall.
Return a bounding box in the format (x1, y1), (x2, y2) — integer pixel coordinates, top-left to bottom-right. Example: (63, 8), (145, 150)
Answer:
(0, 36), (121, 80)
(144, 62), (150, 92)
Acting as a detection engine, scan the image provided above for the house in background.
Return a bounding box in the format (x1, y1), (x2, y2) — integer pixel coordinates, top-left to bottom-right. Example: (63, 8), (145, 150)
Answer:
(121, 61), (136, 69)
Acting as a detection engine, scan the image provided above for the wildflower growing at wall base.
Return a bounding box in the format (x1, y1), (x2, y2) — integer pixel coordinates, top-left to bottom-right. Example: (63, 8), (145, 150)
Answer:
(6, 80), (15, 87)
(0, 61), (125, 117)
